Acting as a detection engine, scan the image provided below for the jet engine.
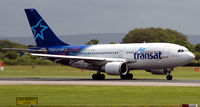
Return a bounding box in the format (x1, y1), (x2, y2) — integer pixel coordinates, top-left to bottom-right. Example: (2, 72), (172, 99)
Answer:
(146, 69), (167, 75)
(103, 62), (128, 75)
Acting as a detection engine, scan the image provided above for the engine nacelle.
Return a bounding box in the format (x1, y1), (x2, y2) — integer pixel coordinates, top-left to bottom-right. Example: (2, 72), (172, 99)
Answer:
(146, 69), (167, 75)
(103, 62), (128, 75)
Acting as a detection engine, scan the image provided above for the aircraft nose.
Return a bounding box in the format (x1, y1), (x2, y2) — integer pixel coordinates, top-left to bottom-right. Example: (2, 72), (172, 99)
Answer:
(187, 52), (195, 61)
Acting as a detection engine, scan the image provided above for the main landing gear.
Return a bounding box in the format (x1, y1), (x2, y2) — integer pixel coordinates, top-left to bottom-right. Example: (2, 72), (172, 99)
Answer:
(165, 68), (173, 80)
(92, 71), (105, 80)
(120, 73), (133, 80)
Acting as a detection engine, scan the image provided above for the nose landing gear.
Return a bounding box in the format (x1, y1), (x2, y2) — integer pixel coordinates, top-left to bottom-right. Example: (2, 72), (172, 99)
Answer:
(166, 75), (173, 80)
(165, 68), (173, 80)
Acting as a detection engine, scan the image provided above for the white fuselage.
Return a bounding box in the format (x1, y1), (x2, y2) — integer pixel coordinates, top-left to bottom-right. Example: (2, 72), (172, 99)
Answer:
(69, 43), (194, 70)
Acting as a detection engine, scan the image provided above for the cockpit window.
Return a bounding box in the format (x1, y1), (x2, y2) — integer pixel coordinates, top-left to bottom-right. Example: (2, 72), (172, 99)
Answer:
(177, 49), (184, 52)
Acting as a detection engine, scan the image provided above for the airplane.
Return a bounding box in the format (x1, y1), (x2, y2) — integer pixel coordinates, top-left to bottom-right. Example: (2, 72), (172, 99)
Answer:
(5, 8), (195, 80)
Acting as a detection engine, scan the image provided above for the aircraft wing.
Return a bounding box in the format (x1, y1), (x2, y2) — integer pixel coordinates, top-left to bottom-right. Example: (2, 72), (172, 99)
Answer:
(30, 53), (136, 65)
(2, 48), (47, 53)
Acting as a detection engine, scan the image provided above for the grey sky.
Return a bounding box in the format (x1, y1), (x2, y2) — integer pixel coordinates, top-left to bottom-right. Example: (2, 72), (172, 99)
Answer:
(0, 0), (200, 37)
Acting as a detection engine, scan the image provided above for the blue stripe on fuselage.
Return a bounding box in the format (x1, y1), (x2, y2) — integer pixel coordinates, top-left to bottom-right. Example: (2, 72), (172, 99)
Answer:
(47, 45), (92, 56)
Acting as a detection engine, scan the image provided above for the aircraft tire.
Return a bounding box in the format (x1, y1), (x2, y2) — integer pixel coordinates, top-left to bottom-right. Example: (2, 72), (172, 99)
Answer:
(92, 74), (97, 80)
(100, 74), (105, 80)
(166, 75), (173, 80)
(92, 74), (105, 80)
(120, 73), (133, 80)
(128, 73), (133, 79)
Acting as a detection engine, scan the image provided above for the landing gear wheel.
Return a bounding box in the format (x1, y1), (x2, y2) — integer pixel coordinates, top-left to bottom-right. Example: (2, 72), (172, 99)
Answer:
(92, 74), (105, 80)
(128, 73), (133, 79)
(120, 73), (133, 80)
(166, 75), (173, 80)
(100, 74), (105, 80)
(92, 74), (97, 80)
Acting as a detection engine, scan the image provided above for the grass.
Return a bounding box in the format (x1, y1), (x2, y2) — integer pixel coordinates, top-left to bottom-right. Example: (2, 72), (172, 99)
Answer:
(0, 65), (199, 79)
(0, 65), (94, 78)
(0, 85), (200, 106)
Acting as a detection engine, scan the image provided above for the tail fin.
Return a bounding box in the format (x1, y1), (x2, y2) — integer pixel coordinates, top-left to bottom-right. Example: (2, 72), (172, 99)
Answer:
(25, 8), (69, 47)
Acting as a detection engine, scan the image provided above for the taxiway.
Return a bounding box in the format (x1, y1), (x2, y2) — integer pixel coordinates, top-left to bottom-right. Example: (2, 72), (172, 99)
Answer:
(0, 78), (200, 86)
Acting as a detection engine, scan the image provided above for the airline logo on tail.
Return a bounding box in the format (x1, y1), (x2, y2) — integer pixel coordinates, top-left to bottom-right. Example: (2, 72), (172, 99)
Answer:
(31, 19), (48, 40)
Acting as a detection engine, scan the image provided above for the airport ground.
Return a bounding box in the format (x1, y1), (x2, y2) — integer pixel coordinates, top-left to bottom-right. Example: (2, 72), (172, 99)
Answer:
(0, 65), (200, 106)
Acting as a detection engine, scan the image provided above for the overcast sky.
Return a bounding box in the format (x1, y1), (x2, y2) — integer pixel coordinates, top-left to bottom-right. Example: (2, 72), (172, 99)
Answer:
(0, 0), (200, 37)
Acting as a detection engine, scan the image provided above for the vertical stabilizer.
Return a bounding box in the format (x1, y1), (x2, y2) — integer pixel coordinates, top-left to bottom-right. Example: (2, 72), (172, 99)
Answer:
(25, 8), (69, 47)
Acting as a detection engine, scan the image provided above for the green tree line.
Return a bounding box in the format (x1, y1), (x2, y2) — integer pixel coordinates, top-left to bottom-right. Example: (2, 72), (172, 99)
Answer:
(0, 39), (55, 65)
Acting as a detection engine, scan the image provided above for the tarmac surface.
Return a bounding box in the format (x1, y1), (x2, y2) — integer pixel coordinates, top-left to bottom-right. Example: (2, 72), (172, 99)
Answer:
(0, 78), (200, 86)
